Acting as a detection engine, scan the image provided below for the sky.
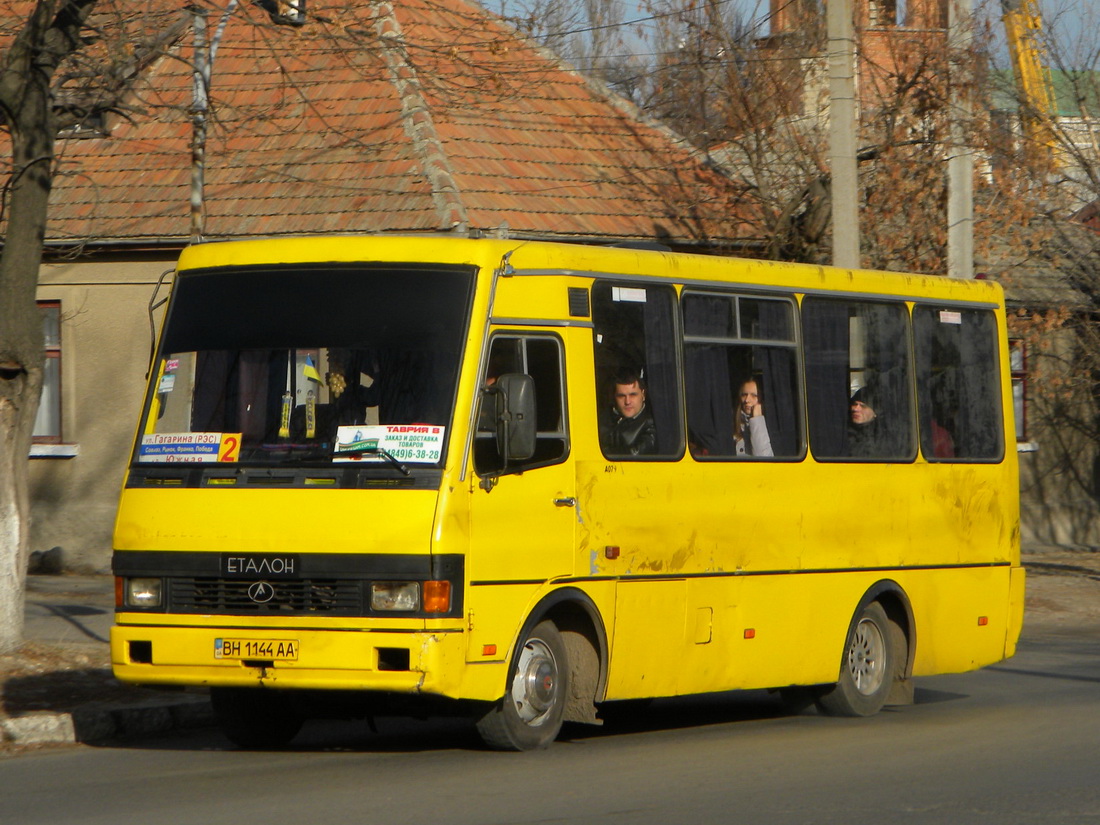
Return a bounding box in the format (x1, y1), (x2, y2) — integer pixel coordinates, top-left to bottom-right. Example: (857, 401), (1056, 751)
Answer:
(481, 0), (1097, 70)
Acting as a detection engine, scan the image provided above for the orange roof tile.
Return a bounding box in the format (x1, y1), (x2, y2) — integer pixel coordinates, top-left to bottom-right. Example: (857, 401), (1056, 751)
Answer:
(4, 0), (757, 248)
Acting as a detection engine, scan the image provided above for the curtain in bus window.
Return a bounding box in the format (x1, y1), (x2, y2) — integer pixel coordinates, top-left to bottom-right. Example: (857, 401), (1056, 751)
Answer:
(192, 349), (286, 442)
(643, 291), (682, 455)
(756, 347), (798, 457)
(859, 303), (914, 459)
(956, 312), (1002, 458)
(803, 300), (851, 457)
(591, 282), (682, 459)
(368, 348), (451, 426)
(914, 307), (1003, 460)
(192, 350), (231, 434)
(684, 295), (734, 455)
(805, 299), (914, 460)
(756, 301), (799, 457)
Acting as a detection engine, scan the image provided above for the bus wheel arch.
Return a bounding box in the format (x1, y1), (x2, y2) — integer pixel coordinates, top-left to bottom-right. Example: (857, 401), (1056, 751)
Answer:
(816, 580), (914, 717)
(475, 588), (608, 750)
(540, 592), (608, 726)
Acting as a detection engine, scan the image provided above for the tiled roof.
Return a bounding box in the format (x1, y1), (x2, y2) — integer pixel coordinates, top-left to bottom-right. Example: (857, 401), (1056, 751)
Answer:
(3, 0), (756, 249)
(977, 218), (1096, 310)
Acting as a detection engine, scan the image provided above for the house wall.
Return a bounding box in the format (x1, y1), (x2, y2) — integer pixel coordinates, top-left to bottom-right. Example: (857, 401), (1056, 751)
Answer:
(1019, 448), (1100, 548)
(1015, 324), (1100, 548)
(31, 255), (176, 572)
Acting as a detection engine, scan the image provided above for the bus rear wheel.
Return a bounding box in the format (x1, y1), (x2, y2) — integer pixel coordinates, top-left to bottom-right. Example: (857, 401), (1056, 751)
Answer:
(211, 687), (305, 749)
(476, 620), (569, 751)
(816, 601), (894, 718)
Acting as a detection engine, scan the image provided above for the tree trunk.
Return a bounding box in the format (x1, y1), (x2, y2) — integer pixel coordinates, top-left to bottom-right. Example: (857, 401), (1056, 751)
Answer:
(0, 69), (51, 655)
(0, 0), (100, 653)
(0, 344), (42, 654)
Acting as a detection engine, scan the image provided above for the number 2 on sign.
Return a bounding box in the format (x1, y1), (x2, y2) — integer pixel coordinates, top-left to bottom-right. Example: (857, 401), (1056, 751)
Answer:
(219, 433), (242, 462)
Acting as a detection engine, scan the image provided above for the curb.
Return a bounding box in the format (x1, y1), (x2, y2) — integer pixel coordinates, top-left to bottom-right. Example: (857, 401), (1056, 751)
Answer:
(1, 695), (214, 747)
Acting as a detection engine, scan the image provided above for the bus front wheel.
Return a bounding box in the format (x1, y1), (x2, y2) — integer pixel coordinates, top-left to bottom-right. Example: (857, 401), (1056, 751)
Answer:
(476, 620), (569, 751)
(211, 686), (305, 749)
(816, 601), (894, 717)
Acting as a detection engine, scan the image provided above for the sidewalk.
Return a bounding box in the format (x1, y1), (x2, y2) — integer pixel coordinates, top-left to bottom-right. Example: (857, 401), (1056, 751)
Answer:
(4, 545), (1100, 754)
(1, 574), (213, 752)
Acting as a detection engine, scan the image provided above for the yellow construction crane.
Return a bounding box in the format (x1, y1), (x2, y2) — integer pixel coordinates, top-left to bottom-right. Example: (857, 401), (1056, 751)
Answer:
(1001, 0), (1059, 163)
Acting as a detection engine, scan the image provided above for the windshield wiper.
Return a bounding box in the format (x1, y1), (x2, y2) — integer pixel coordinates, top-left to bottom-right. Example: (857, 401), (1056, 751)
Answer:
(334, 444), (411, 476)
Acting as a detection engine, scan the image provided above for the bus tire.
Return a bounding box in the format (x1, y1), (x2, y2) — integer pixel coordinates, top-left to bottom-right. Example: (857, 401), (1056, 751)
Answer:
(211, 687), (305, 749)
(476, 620), (569, 751)
(815, 601), (894, 718)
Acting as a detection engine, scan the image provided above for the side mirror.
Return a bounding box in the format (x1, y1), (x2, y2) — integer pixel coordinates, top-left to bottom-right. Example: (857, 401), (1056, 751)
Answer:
(494, 373), (536, 462)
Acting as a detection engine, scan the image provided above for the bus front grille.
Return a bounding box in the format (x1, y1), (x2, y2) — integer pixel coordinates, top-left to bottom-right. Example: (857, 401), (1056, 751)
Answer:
(170, 577), (363, 615)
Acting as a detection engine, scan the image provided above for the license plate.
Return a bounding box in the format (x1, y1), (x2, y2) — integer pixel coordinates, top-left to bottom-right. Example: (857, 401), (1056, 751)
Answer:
(215, 638), (299, 661)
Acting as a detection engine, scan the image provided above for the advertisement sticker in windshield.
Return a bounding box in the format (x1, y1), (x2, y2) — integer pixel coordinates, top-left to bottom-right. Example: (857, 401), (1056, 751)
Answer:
(333, 425), (444, 464)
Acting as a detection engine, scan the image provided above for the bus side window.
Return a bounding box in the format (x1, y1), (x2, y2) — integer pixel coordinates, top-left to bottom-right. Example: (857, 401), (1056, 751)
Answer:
(474, 335), (568, 475)
(914, 307), (1003, 461)
(591, 282), (683, 459)
(682, 292), (801, 458)
(804, 298), (915, 461)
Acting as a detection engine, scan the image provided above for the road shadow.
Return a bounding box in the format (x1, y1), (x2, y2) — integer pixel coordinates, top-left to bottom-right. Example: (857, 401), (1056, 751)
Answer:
(28, 601), (111, 644)
(99, 688), (897, 755)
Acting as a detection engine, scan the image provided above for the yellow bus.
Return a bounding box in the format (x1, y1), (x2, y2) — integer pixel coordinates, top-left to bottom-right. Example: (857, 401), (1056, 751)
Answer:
(111, 236), (1024, 750)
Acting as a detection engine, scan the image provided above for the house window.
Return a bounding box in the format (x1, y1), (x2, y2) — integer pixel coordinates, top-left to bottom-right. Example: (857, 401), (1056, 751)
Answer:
(868, 0), (898, 26)
(1010, 339), (1027, 442)
(33, 301), (62, 443)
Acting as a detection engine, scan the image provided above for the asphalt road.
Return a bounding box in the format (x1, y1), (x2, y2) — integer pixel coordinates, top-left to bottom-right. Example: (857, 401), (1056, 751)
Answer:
(2, 621), (1098, 825)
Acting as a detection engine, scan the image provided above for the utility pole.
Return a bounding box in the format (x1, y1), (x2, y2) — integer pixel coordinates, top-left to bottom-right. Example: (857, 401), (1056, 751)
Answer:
(189, 7), (208, 245)
(828, 0), (860, 269)
(190, 1), (239, 244)
(947, 0), (975, 279)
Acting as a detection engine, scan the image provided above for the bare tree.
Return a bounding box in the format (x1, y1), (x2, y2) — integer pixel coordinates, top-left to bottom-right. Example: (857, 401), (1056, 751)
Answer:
(985, 0), (1100, 543)
(1, 0), (102, 652)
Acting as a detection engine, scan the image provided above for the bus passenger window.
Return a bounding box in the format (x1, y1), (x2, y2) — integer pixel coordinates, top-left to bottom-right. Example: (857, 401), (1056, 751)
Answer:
(474, 335), (568, 475)
(682, 292), (801, 459)
(914, 307), (1003, 461)
(591, 282), (682, 459)
(803, 299), (915, 461)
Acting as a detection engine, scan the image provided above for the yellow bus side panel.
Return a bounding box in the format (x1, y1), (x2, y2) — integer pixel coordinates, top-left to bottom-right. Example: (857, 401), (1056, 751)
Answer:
(600, 566), (1018, 701)
(903, 566), (1018, 676)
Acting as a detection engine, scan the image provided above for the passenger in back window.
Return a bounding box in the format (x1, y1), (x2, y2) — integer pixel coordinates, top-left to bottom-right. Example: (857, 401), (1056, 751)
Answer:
(848, 385), (888, 458)
(733, 378), (773, 457)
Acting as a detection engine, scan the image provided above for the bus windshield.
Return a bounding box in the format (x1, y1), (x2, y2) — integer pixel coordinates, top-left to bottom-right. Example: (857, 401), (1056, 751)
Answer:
(137, 263), (475, 467)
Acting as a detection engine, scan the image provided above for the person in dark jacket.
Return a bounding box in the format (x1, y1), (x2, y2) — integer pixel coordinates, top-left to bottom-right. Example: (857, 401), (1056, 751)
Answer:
(848, 384), (891, 457)
(601, 370), (656, 456)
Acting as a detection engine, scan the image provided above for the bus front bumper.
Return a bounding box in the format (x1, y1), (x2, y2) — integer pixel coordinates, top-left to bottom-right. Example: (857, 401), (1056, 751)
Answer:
(110, 622), (494, 699)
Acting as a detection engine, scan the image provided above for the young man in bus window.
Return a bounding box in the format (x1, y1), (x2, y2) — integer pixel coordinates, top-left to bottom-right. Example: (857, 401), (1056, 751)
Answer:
(601, 370), (656, 457)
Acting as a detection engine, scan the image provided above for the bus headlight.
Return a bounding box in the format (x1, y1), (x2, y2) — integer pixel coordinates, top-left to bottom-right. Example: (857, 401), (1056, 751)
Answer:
(126, 577), (163, 608)
(371, 581), (420, 611)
